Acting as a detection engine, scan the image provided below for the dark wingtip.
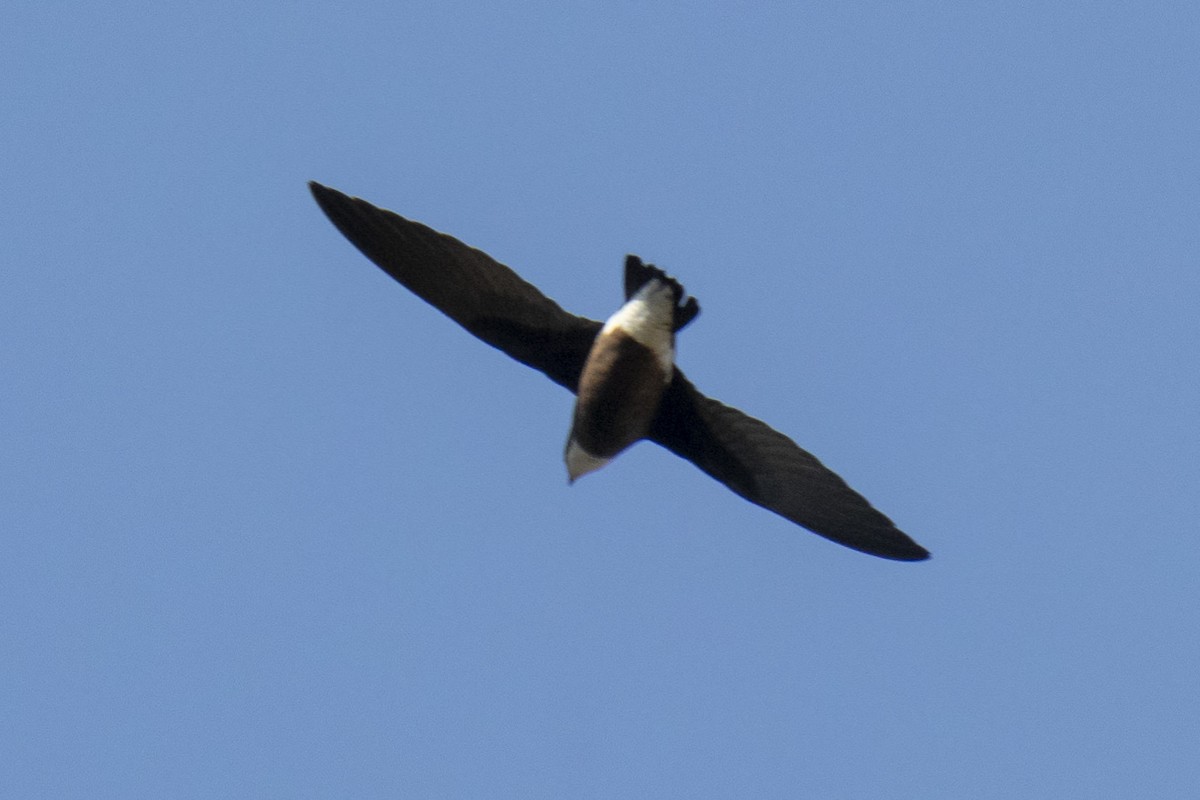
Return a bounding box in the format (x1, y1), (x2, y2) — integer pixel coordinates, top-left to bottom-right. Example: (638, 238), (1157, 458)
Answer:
(308, 181), (339, 217)
(624, 255), (701, 332)
(308, 180), (343, 210)
(308, 182), (373, 249)
(834, 523), (930, 562)
(881, 542), (931, 562)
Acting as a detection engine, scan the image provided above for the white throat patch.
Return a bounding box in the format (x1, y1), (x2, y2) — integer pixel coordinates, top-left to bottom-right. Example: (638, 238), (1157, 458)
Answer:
(565, 438), (612, 483)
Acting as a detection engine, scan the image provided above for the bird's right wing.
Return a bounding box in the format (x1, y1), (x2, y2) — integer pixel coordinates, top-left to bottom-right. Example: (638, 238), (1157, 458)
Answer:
(648, 371), (930, 561)
(310, 182), (602, 392)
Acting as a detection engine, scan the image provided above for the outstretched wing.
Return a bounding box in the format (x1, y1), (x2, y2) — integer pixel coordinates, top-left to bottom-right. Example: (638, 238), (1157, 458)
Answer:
(648, 371), (930, 561)
(310, 182), (602, 392)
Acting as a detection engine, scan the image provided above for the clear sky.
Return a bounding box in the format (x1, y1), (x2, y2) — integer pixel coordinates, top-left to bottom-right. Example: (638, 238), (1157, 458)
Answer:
(4, 1), (1198, 797)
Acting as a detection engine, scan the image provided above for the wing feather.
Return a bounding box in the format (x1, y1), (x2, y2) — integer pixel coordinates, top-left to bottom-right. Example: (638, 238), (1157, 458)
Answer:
(649, 371), (930, 561)
(309, 182), (601, 391)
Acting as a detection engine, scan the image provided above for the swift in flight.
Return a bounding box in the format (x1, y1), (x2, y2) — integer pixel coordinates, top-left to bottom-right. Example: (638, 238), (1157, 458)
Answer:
(310, 182), (929, 561)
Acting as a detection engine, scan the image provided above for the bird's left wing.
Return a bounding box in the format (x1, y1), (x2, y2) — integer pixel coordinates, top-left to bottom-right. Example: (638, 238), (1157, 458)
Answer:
(310, 182), (602, 392)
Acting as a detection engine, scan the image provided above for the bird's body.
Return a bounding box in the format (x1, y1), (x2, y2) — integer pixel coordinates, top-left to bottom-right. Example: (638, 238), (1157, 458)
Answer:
(309, 182), (930, 561)
(566, 265), (685, 482)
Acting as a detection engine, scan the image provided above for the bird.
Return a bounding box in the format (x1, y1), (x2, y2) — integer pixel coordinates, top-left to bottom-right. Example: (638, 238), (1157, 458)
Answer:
(309, 182), (930, 562)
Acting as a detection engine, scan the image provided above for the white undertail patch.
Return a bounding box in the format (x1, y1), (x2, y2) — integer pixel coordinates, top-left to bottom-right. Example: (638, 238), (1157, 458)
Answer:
(600, 279), (676, 374)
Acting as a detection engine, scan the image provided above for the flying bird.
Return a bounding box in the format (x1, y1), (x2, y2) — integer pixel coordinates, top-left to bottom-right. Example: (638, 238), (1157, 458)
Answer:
(309, 182), (929, 562)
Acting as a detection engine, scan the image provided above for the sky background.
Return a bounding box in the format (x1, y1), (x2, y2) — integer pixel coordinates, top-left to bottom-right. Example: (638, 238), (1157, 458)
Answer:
(4, 1), (1199, 797)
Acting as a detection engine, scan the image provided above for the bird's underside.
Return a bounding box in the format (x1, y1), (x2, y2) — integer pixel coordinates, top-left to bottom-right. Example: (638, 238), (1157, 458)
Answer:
(309, 181), (930, 562)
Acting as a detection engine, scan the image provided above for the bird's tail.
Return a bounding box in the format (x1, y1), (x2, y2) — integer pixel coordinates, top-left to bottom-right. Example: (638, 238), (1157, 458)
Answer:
(623, 255), (700, 332)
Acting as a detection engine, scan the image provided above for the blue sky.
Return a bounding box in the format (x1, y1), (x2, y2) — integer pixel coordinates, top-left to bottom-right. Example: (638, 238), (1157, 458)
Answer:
(4, 1), (1198, 796)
